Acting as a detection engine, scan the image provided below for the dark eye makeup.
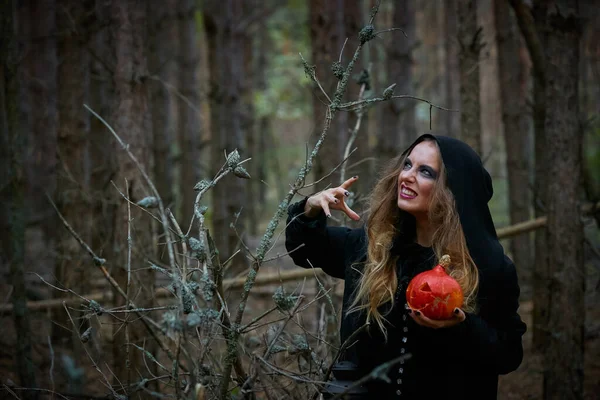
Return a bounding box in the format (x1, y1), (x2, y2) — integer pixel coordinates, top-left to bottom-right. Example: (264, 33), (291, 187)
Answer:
(420, 166), (437, 179)
(403, 157), (437, 179)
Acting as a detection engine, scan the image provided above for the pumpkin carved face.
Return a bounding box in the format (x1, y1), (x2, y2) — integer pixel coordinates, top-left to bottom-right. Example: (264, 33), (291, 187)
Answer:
(405, 255), (464, 320)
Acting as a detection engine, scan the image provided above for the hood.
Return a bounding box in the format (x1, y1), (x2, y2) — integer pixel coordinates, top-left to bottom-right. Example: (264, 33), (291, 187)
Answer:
(400, 134), (505, 272)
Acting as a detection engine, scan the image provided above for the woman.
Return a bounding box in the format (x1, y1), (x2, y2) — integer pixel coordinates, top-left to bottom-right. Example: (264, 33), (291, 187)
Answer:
(285, 134), (526, 399)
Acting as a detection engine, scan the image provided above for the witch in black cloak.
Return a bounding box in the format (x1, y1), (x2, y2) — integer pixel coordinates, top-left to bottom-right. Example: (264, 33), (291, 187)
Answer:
(285, 134), (527, 399)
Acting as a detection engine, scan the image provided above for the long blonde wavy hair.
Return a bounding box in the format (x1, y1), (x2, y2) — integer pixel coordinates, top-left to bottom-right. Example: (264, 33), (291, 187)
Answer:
(348, 139), (479, 336)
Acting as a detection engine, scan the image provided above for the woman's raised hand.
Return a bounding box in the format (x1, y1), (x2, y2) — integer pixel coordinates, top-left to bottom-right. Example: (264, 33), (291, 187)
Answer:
(304, 176), (361, 221)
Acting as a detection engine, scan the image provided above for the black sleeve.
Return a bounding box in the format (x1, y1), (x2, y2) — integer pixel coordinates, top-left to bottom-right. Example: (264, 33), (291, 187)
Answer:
(442, 257), (527, 374)
(285, 198), (354, 280)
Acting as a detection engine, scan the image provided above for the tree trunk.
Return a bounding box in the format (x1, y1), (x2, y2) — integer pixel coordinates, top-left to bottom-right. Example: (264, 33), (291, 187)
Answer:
(89, 0), (116, 261)
(254, 14), (270, 223)
(309, 0), (347, 189)
(456, 0), (482, 154)
(539, 2), (583, 398)
(478, 0), (503, 174)
(580, 1), (600, 220)
(19, 0), (59, 305)
(178, 0), (202, 226)
(343, 0), (372, 203)
(54, 0), (93, 351)
(248, 9), (268, 236)
(109, 0), (155, 387)
(508, 0), (550, 354)
(148, 0), (178, 219)
(379, 0), (416, 164)
(204, 0), (247, 272)
(0, 1), (38, 393)
(243, 0), (258, 236)
(444, 0), (461, 137)
(494, 0), (532, 290)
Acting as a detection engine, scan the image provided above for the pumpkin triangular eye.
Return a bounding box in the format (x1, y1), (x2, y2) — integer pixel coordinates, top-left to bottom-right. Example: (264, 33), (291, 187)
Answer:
(419, 282), (431, 292)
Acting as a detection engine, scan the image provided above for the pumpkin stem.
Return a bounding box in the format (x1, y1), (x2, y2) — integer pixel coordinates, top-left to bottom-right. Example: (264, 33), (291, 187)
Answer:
(439, 255), (451, 269)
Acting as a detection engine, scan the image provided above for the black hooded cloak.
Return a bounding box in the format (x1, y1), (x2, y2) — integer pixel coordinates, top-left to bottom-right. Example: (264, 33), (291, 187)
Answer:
(285, 134), (527, 399)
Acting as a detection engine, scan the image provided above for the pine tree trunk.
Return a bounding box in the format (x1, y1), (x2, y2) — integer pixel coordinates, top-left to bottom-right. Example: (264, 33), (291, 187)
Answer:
(255, 22), (270, 214)
(204, 0), (247, 271)
(540, 2), (583, 398)
(379, 0), (416, 162)
(149, 0), (178, 218)
(309, 0), (347, 189)
(19, 0), (59, 305)
(0, 1), (38, 393)
(444, 0), (461, 137)
(178, 0), (202, 226)
(456, 0), (482, 154)
(494, 0), (532, 289)
(109, 0), (155, 386)
(54, 0), (93, 351)
(89, 0), (116, 259)
(342, 0), (373, 202)
(243, 0), (258, 236)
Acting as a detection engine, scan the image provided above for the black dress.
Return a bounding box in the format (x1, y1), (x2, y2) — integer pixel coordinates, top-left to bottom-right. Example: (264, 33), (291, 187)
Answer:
(285, 134), (527, 399)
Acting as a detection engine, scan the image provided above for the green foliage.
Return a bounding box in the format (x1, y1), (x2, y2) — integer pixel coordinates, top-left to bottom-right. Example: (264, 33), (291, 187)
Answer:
(254, 0), (311, 119)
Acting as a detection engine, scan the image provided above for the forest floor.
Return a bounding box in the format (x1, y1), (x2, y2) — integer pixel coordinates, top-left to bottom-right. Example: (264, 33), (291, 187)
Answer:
(499, 288), (600, 399)
(1, 239), (600, 399)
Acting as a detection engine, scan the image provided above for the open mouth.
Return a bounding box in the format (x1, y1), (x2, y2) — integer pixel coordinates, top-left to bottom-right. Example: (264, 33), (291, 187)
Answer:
(400, 184), (417, 199)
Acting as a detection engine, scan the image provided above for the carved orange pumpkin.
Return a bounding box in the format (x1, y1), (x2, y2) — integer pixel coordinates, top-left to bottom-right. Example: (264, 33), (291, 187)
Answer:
(406, 255), (464, 320)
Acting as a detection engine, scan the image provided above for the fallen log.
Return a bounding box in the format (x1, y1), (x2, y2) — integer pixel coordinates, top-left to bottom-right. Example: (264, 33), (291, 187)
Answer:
(2, 202), (597, 314)
(0, 268), (327, 314)
(496, 201), (598, 239)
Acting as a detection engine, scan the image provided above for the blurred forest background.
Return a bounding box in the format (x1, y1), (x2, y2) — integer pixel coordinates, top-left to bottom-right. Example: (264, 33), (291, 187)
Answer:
(1, 0), (599, 399)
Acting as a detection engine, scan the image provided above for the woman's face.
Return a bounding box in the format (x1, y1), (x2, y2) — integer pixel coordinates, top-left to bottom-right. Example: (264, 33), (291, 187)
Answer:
(397, 140), (441, 217)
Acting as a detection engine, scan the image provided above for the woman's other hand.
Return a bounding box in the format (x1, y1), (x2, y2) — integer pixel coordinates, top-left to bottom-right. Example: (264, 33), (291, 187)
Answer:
(304, 176), (361, 221)
(408, 307), (466, 329)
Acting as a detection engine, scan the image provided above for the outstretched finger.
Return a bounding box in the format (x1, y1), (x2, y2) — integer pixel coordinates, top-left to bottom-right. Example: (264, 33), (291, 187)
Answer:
(341, 201), (360, 221)
(340, 176), (359, 190)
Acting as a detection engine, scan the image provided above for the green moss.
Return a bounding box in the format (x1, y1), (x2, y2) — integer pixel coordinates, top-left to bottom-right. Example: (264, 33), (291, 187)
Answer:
(187, 309), (219, 328)
(87, 300), (103, 316)
(193, 179), (211, 192)
(331, 61), (344, 80)
(243, 269), (257, 292)
(272, 286), (297, 311)
(200, 271), (216, 301)
(358, 24), (375, 44)
(226, 149), (241, 168)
